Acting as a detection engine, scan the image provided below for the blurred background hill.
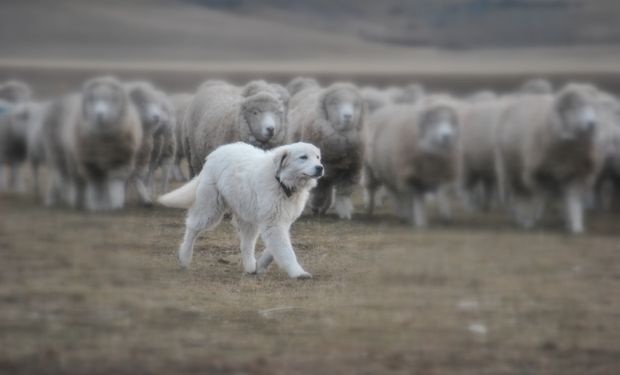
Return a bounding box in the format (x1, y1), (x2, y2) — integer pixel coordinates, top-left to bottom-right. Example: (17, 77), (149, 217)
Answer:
(199, 0), (620, 48)
(1, 0), (619, 96)
(1, 0), (619, 63)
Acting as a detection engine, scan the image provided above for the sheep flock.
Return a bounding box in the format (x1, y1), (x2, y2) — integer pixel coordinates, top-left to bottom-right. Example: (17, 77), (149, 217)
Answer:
(1, 76), (619, 234)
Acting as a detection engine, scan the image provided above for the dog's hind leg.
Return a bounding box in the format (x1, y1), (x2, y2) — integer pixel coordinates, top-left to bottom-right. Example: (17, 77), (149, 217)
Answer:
(234, 219), (260, 274)
(260, 225), (311, 279)
(178, 182), (224, 268)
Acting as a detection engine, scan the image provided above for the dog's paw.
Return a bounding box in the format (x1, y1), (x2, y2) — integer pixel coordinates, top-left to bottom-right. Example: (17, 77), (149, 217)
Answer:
(178, 252), (192, 269)
(288, 268), (313, 279)
(295, 271), (313, 280)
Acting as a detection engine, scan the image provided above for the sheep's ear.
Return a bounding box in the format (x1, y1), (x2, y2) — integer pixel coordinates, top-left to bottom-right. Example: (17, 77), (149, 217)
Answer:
(356, 96), (365, 131)
(127, 86), (146, 108)
(241, 95), (255, 112)
(318, 90), (330, 121)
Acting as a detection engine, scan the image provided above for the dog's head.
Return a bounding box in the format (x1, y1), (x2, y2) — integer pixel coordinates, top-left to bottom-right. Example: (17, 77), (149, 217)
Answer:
(82, 76), (127, 128)
(554, 83), (600, 141)
(273, 142), (323, 195)
(241, 92), (286, 144)
(319, 83), (363, 132)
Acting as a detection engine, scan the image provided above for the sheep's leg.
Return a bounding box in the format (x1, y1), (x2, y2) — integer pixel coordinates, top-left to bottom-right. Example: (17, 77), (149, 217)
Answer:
(494, 151), (508, 206)
(160, 163), (172, 196)
(512, 193), (542, 230)
(333, 182), (355, 220)
(436, 185), (453, 220)
(172, 161), (186, 182)
(133, 176), (153, 206)
(564, 184), (585, 234)
(31, 162), (41, 199)
(412, 192), (428, 229)
(9, 162), (22, 192)
(310, 179), (333, 215)
(362, 166), (378, 215)
(45, 170), (63, 207)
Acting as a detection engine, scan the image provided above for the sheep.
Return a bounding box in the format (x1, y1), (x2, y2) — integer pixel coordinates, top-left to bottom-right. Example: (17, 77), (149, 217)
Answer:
(41, 76), (142, 210)
(0, 104), (31, 192)
(0, 81), (34, 191)
(394, 83), (426, 104)
(286, 77), (320, 98)
(183, 80), (287, 176)
(169, 93), (193, 181)
(125, 81), (169, 205)
(146, 90), (177, 197)
(458, 96), (511, 211)
(242, 80), (290, 110)
(23, 101), (50, 197)
(363, 99), (461, 228)
(361, 87), (392, 114)
(519, 78), (553, 95)
(287, 82), (364, 219)
(592, 92), (620, 210)
(0, 80), (32, 104)
(465, 90), (498, 103)
(494, 83), (604, 233)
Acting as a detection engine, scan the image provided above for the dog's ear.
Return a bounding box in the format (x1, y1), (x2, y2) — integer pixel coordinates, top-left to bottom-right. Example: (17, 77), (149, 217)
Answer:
(274, 149), (289, 178)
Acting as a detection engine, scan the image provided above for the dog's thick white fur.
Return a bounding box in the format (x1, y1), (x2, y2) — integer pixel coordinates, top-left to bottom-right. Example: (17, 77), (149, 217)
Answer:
(158, 142), (323, 279)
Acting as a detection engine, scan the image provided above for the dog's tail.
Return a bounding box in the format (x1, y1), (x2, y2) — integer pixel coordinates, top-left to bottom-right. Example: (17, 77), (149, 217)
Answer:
(158, 176), (200, 209)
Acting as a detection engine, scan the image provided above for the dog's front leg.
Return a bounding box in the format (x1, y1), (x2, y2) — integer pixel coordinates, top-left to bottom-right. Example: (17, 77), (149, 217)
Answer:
(235, 220), (259, 274)
(256, 251), (274, 274)
(261, 225), (311, 279)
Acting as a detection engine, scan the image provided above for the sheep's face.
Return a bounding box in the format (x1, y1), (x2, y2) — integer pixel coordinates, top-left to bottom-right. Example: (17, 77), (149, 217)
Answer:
(322, 87), (362, 132)
(555, 85), (599, 140)
(0, 82), (31, 104)
(10, 103), (40, 134)
(82, 77), (126, 128)
(153, 92), (175, 132)
(242, 93), (285, 144)
(417, 105), (459, 152)
(274, 142), (323, 192)
(127, 84), (164, 133)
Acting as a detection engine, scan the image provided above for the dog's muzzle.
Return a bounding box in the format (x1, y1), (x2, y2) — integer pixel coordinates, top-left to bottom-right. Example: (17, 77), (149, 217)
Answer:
(313, 165), (324, 178)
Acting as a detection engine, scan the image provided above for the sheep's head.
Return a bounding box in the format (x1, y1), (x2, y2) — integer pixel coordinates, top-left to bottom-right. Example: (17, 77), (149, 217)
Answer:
(241, 92), (286, 145)
(82, 76), (127, 129)
(242, 80), (289, 116)
(319, 83), (363, 132)
(417, 103), (459, 153)
(286, 77), (319, 97)
(126, 81), (165, 133)
(0, 80), (31, 104)
(554, 83), (600, 141)
(520, 78), (553, 95)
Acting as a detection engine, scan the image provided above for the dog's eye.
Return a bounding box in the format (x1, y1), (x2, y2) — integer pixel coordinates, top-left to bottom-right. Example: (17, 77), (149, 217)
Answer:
(299, 155), (308, 160)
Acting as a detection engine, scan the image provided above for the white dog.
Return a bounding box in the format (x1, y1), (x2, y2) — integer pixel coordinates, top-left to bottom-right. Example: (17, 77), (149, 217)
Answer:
(158, 142), (323, 279)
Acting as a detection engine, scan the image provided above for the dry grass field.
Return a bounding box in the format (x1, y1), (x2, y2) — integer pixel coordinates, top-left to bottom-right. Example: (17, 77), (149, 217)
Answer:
(2, 2), (620, 373)
(1, 186), (620, 374)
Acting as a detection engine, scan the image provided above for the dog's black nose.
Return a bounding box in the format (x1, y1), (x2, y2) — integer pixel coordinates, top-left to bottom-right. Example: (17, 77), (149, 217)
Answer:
(315, 165), (324, 176)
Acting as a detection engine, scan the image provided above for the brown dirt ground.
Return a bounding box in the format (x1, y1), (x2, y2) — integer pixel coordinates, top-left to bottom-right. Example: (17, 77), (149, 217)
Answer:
(1, 180), (620, 374)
